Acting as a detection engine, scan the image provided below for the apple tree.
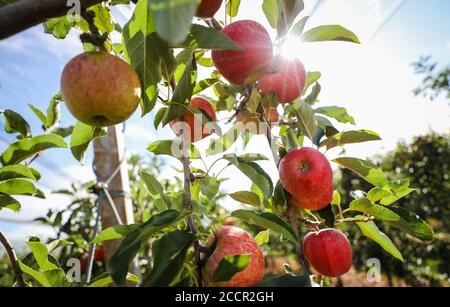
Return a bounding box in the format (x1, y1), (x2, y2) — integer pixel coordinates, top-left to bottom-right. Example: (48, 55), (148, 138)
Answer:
(0, 0), (434, 287)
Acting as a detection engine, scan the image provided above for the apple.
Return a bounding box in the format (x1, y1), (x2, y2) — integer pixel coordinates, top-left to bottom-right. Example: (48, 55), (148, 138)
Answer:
(212, 20), (273, 85)
(170, 97), (217, 143)
(258, 57), (306, 104)
(303, 229), (353, 277)
(279, 147), (333, 211)
(203, 226), (265, 287)
(236, 107), (279, 135)
(61, 51), (141, 127)
(196, 0), (223, 18)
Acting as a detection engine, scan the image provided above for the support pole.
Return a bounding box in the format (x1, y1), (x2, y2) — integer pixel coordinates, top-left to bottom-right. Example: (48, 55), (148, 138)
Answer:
(92, 125), (135, 269)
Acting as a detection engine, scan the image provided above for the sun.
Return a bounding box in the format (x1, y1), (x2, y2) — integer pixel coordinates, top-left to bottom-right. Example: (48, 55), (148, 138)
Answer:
(279, 35), (305, 60)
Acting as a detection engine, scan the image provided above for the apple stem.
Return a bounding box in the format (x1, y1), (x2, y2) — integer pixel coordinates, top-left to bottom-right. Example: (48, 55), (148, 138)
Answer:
(181, 145), (203, 287)
(0, 228), (26, 287)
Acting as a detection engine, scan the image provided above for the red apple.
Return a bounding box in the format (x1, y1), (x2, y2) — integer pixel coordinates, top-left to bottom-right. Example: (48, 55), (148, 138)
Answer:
(170, 97), (217, 143)
(236, 107), (279, 135)
(279, 147), (333, 211)
(196, 0), (223, 18)
(258, 57), (306, 104)
(61, 51), (141, 127)
(203, 226), (265, 287)
(212, 20), (273, 85)
(303, 229), (353, 277)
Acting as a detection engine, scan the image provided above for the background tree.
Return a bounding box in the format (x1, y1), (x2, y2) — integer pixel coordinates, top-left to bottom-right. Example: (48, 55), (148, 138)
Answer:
(337, 131), (449, 286)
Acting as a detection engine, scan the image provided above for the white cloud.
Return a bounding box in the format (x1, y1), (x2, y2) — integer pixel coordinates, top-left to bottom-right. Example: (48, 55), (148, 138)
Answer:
(446, 40), (450, 50)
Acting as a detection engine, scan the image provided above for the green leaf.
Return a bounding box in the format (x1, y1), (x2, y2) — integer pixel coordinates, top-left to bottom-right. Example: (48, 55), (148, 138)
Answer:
(301, 25), (361, 44)
(19, 239), (67, 287)
(0, 195), (20, 212)
(27, 240), (60, 272)
(295, 101), (316, 140)
(0, 179), (42, 197)
(110, 210), (185, 285)
(154, 107), (168, 129)
(52, 126), (74, 138)
(380, 180), (416, 206)
(123, 0), (175, 115)
(212, 254), (251, 283)
(90, 4), (114, 34)
(386, 206), (434, 241)
(141, 230), (195, 287)
(141, 170), (169, 211)
(70, 122), (106, 163)
(193, 78), (218, 94)
(304, 71), (321, 92)
(18, 261), (52, 287)
(44, 16), (74, 39)
(231, 210), (297, 243)
(93, 224), (139, 244)
(355, 217), (404, 261)
(290, 16), (309, 36)
(147, 139), (201, 159)
(320, 130), (381, 150)
(0, 165), (40, 181)
(0, 134), (66, 166)
(331, 190), (341, 206)
(224, 155), (273, 199)
(206, 125), (240, 155)
(149, 0), (197, 45)
(89, 272), (140, 287)
(349, 198), (400, 221)
(304, 82), (321, 104)
(2, 110), (31, 138)
(45, 95), (62, 130)
(226, 0), (241, 17)
(262, 0), (279, 28)
(162, 52), (197, 126)
(333, 157), (388, 188)
(178, 24), (242, 50)
(315, 106), (355, 125)
(28, 104), (47, 126)
(200, 177), (220, 198)
(229, 191), (261, 207)
(255, 230), (270, 246)
(349, 199), (434, 241)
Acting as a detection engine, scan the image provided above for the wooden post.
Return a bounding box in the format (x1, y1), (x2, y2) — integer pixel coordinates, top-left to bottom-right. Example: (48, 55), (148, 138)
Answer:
(93, 125), (134, 264)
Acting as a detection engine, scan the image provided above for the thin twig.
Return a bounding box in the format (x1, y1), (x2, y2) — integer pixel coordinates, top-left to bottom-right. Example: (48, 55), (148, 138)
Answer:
(0, 228), (26, 287)
(287, 207), (310, 275)
(181, 145), (202, 287)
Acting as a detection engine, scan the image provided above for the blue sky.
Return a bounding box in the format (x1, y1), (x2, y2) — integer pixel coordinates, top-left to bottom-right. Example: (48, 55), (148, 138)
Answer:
(0, 0), (449, 245)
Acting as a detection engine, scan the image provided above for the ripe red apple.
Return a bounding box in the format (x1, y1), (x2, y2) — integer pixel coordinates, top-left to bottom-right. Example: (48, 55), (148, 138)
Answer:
(258, 57), (306, 104)
(196, 0), (223, 18)
(203, 226), (265, 287)
(212, 20), (273, 85)
(170, 97), (217, 143)
(279, 147), (333, 211)
(61, 52), (141, 127)
(236, 107), (279, 134)
(303, 229), (353, 277)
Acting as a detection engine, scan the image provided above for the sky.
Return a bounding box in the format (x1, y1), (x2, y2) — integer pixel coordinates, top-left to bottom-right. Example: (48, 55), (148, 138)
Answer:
(0, 0), (449, 247)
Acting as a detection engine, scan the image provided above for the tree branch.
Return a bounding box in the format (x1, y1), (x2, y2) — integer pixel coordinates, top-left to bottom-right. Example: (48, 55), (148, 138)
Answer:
(181, 145), (203, 287)
(0, 0), (104, 40)
(0, 228), (26, 287)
